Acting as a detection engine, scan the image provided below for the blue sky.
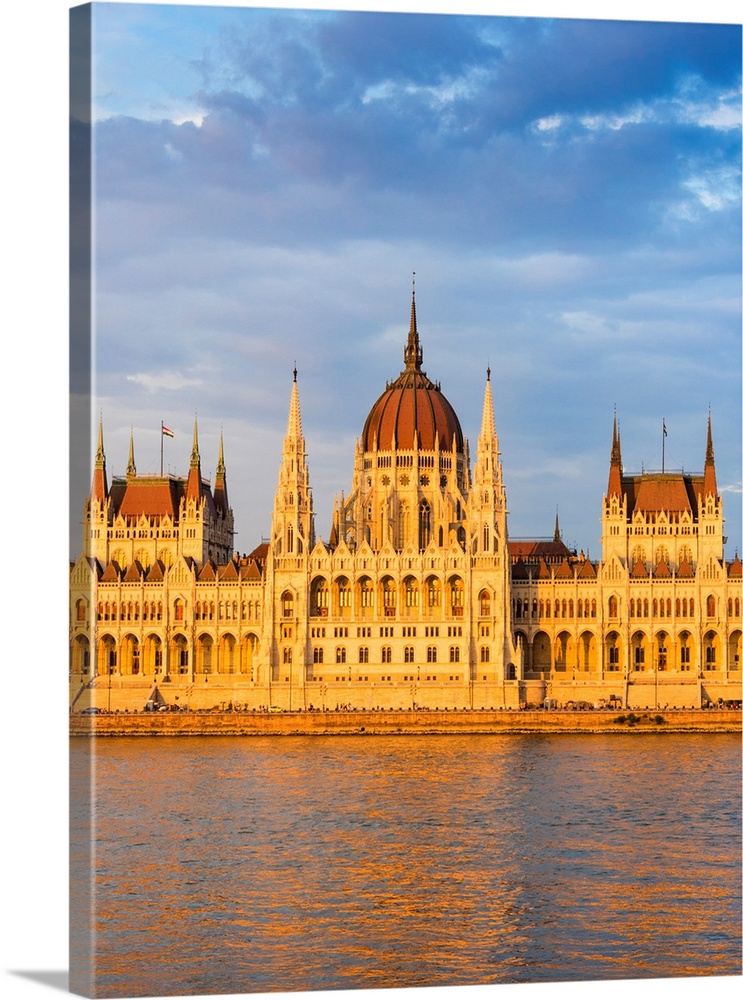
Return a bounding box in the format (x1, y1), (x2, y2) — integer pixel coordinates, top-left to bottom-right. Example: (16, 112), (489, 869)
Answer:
(71, 1), (741, 560)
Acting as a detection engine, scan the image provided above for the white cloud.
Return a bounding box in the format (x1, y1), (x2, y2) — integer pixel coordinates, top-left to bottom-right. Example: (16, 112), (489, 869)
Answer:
(127, 371), (204, 392)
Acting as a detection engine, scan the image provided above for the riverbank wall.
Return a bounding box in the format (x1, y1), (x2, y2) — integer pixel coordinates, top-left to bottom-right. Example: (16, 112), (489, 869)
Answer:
(70, 707), (742, 736)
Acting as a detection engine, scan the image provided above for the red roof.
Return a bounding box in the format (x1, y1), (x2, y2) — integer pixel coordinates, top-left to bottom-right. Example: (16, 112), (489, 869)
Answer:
(622, 472), (703, 518)
(111, 475), (218, 521)
(509, 539), (572, 562)
(362, 368), (463, 453)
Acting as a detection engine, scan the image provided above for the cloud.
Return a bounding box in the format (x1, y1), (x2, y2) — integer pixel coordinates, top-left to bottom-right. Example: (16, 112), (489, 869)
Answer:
(79, 7), (741, 561)
(127, 371), (203, 392)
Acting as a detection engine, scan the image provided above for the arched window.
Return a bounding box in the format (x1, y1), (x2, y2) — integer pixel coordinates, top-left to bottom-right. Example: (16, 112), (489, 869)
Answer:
(281, 590), (294, 618)
(337, 577), (351, 609)
(707, 594), (716, 618)
(657, 632), (668, 669)
(404, 646), (414, 663)
(382, 578), (396, 615)
(449, 646), (460, 663)
(313, 647), (324, 664)
(360, 577), (374, 607)
(450, 577), (464, 616)
(174, 598), (184, 621)
(427, 646), (437, 663)
(480, 646), (490, 663)
(399, 501), (410, 549)
(381, 646), (392, 664)
(419, 501), (432, 550)
(311, 578), (329, 616)
(359, 647), (369, 664)
(608, 596), (618, 618)
(480, 590), (491, 617)
(282, 647), (292, 664)
(336, 647), (346, 664)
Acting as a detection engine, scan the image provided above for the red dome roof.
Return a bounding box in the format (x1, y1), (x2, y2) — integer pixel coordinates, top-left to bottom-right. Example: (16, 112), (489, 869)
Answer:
(362, 369), (463, 453)
(361, 292), (464, 454)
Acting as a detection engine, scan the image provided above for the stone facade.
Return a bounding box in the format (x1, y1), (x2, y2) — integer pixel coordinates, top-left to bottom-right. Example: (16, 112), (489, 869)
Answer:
(70, 294), (742, 712)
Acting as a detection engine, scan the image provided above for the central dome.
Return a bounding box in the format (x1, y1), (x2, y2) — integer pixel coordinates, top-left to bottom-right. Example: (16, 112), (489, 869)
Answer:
(361, 293), (464, 454)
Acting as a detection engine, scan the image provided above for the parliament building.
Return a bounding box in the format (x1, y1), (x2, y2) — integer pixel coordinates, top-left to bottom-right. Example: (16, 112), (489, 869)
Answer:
(70, 293), (742, 712)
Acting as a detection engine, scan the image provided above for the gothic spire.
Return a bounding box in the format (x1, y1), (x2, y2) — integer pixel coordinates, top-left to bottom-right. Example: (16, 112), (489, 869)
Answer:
(126, 430), (137, 480)
(286, 366), (303, 440)
(271, 368), (314, 555)
(186, 416), (202, 500)
(214, 430), (229, 515)
(91, 418), (108, 501)
(607, 411), (623, 498)
(703, 411), (718, 497)
(479, 366), (496, 442)
(554, 507), (561, 542)
(403, 273), (423, 371)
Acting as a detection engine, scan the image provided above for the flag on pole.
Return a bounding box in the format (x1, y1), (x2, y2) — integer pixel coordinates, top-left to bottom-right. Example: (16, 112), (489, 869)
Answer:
(663, 420), (667, 437)
(162, 424), (174, 438)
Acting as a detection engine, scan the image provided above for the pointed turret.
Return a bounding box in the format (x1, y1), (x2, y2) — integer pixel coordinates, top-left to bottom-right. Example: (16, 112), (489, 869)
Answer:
(479, 366), (497, 443)
(607, 412), (623, 498)
(286, 365), (303, 439)
(471, 367), (506, 550)
(703, 412), (718, 498)
(553, 508), (561, 543)
(91, 419), (108, 502)
(126, 431), (137, 480)
(213, 431), (229, 515)
(186, 416), (202, 501)
(270, 367), (315, 557)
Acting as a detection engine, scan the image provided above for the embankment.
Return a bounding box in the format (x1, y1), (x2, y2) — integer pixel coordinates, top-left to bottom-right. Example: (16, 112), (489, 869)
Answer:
(70, 707), (742, 736)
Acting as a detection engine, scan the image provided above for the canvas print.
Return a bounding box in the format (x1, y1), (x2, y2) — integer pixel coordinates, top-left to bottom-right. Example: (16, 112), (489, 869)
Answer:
(69, 2), (742, 998)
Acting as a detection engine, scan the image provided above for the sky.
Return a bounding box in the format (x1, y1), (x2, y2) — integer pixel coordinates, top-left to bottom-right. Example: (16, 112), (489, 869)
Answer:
(69, 1), (743, 563)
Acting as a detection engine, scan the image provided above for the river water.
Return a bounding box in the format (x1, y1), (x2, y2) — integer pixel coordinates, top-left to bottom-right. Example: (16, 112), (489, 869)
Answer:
(70, 733), (741, 998)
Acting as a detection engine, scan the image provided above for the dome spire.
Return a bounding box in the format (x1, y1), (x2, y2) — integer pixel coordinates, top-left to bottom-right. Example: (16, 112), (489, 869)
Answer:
(403, 272), (423, 371)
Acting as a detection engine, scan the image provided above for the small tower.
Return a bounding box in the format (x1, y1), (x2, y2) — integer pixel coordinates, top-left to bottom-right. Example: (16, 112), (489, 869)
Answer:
(470, 367), (506, 556)
(698, 412), (724, 565)
(270, 367), (315, 559)
(602, 412), (628, 566)
(470, 366), (520, 686)
(84, 420), (113, 562)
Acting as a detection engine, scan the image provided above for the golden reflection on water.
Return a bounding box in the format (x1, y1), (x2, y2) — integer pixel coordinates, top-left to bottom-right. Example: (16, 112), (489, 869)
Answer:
(71, 734), (741, 998)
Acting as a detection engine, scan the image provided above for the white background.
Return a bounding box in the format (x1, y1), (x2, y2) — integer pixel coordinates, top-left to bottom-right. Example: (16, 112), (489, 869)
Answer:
(2, 2), (740, 999)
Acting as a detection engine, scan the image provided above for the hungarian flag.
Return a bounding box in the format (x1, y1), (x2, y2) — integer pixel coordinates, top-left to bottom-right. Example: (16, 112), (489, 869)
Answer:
(663, 421), (667, 437)
(162, 424), (174, 438)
